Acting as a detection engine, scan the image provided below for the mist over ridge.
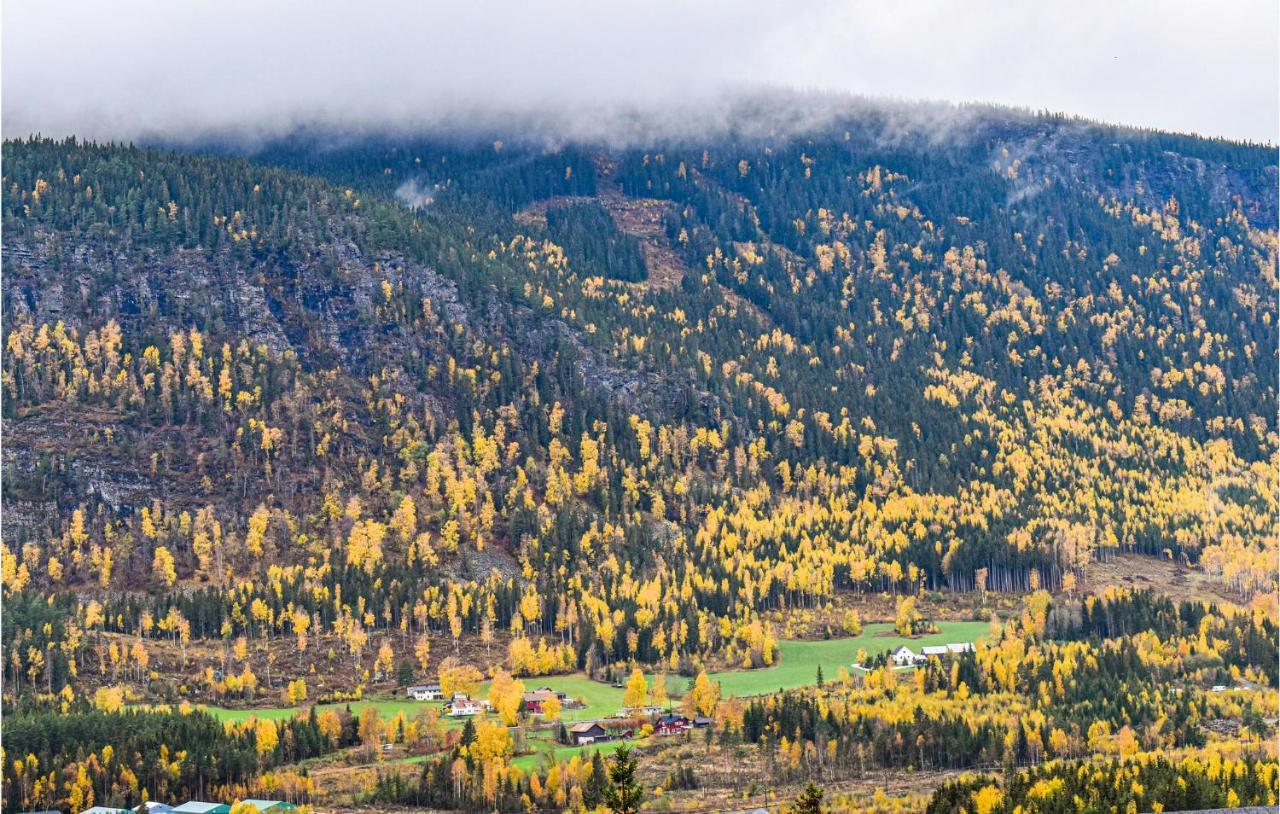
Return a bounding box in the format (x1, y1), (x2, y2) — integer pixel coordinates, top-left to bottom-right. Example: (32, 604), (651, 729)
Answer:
(5, 0), (1277, 145)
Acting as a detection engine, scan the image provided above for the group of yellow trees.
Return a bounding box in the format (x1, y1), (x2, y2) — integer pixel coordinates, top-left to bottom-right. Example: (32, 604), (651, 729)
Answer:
(618, 668), (720, 717)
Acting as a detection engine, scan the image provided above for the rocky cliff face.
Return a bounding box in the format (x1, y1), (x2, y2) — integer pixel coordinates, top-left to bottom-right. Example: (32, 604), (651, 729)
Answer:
(2, 215), (691, 543)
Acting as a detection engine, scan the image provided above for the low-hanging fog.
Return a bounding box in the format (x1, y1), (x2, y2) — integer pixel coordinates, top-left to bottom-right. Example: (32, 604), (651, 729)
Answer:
(3, 0), (1276, 145)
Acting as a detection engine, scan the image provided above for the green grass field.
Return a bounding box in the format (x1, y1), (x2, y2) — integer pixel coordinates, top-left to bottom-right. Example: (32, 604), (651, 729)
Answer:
(508, 727), (651, 771)
(199, 697), (444, 724)
(372, 722), (643, 771)
(200, 620), (987, 725)
(710, 620), (989, 697)
(510, 735), (646, 771)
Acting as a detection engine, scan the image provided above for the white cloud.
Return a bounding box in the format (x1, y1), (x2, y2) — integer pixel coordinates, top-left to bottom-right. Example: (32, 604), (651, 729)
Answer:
(2, 0), (1275, 143)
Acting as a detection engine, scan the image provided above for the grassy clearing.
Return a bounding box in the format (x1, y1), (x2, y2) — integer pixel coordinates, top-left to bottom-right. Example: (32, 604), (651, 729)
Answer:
(711, 620), (990, 697)
(507, 675), (625, 721)
(202, 620), (988, 724)
(199, 697), (453, 725)
(511, 733), (646, 771)
(368, 725), (643, 772)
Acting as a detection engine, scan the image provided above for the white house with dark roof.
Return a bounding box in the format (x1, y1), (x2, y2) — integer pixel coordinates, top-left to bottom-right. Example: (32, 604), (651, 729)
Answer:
(890, 645), (919, 666)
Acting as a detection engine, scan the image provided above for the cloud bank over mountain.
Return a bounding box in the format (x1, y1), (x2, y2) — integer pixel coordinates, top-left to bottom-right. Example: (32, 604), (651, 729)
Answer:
(3, 0), (1276, 143)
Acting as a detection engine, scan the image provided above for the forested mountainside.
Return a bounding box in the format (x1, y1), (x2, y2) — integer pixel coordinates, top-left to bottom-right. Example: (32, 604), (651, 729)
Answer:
(3, 107), (1277, 693)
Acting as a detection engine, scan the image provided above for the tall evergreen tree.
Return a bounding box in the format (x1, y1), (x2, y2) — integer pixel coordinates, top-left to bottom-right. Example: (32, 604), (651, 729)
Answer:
(604, 745), (643, 814)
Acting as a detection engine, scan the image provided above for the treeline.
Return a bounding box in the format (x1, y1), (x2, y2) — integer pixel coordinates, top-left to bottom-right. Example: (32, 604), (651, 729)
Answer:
(720, 590), (1275, 784)
(1, 705), (333, 814)
(735, 669), (1211, 780)
(1048, 588), (1279, 684)
(926, 754), (1278, 813)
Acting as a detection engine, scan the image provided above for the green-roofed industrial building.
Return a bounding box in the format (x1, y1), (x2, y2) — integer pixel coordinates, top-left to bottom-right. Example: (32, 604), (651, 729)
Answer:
(240, 802), (298, 813)
(171, 803), (230, 814)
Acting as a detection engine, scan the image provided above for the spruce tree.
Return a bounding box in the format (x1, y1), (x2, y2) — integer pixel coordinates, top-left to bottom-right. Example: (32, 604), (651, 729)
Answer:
(789, 782), (825, 814)
(604, 745), (643, 814)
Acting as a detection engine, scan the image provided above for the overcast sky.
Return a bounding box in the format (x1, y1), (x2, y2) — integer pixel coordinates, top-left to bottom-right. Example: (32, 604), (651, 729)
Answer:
(3, 0), (1277, 144)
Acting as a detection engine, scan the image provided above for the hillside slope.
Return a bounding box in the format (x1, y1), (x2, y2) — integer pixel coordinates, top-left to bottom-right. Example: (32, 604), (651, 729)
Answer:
(3, 108), (1276, 692)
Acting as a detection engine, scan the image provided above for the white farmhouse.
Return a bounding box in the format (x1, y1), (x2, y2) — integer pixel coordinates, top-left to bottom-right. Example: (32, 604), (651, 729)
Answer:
(446, 694), (484, 716)
(890, 645), (919, 667)
(407, 683), (443, 700)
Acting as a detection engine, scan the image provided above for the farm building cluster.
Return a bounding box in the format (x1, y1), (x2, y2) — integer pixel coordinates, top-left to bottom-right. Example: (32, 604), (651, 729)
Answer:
(888, 642), (974, 667)
(404, 684), (584, 717)
(521, 686), (585, 714)
(401, 680), (716, 753)
(565, 713), (710, 745)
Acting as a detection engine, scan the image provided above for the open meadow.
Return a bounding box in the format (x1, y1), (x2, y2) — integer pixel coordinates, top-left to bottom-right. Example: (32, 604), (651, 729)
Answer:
(199, 620), (989, 725)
